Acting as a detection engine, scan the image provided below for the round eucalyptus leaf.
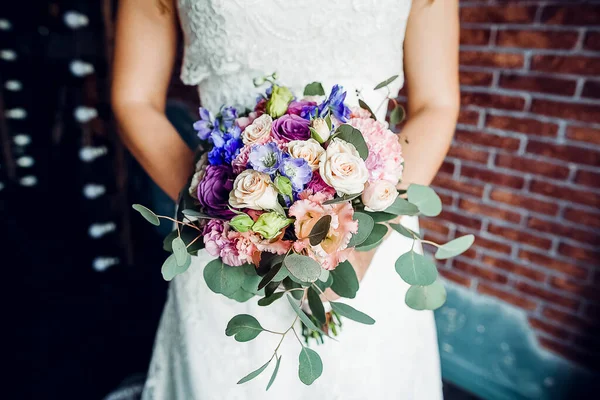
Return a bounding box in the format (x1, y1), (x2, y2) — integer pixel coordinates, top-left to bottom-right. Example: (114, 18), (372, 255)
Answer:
(225, 314), (264, 342)
(284, 253), (321, 283)
(347, 212), (374, 247)
(241, 264), (262, 294)
(366, 211), (397, 223)
(237, 359), (271, 384)
(228, 288), (255, 303)
(389, 104), (406, 128)
(407, 184), (442, 217)
(161, 254), (178, 281)
(175, 253), (192, 275)
(330, 261), (359, 299)
(318, 268), (330, 283)
(435, 234), (475, 259)
(334, 124), (369, 160)
(132, 204), (160, 226)
(303, 81), (325, 96)
(384, 197), (419, 216)
(395, 250), (438, 286)
(298, 347), (323, 385)
(355, 223), (387, 252)
(405, 280), (447, 311)
(203, 259), (245, 296)
(388, 223), (420, 240)
(171, 237), (188, 266)
(330, 301), (375, 325)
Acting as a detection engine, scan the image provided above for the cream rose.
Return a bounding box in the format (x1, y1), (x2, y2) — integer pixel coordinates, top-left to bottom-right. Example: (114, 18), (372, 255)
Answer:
(362, 180), (399, 212)
(319, 138), (369, 195)
(188, 153), (208, 200)
(229, 170), (284, 214)
(310, 117), (331, 143)
(241, 114), (272, 145)
(287, 138), (325, 171)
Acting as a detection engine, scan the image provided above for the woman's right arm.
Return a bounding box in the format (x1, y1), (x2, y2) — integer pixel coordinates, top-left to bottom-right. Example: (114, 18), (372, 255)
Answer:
(112, 0), (194, 201)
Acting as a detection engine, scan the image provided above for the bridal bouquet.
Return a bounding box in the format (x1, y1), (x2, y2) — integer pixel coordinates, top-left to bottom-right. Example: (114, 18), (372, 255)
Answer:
(132, 75), (473, 388)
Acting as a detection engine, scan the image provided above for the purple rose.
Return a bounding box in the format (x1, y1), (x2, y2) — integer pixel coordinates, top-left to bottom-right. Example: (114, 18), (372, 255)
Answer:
(197, 165), (235, 219)
(287, 100), (317, 116)
(271, 114), (311, 142)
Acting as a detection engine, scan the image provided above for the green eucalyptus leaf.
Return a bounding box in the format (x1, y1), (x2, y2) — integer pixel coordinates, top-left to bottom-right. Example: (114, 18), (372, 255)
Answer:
(181, 209), (213, 219)
(358, 99), (376, 119)
(258, 263), (283, 291)
(171, 237), (188, 266)
(298, 347), (323, 385)
(355, 223), (387, 252)
(308, 215), (332, 246)
(284, 253), (322, 283)
(395, 250), (438, 286)
(334, 124), (369, 160)
(132, 204), (160, 226)
(162, 230), (178, 252)
(330, 261), (359, 299)
(405, 280), (447, 311)
(175, 253), (192, 275)
(266, 356), (282, 391)
(264, 281), (279, 298)
(161, 254), (178, 281)
(226, 314), (264, 342)
(318, 268), (330, 283)
(330, 302), (375, 325)
(258, 291), (285, 306)
(384, 197), (419, 216)
(435, 235), (475, 260)
(322, 192), (361, 205)
(273, 263), (289, 282)
(388, 223), (420, 240)
(228, 288), (255, 303)
(286, 294), (326, 335)
(237, 359), (271, 384)
(347, 212), (374, 247)
(307, 287), (326, 325)
(374, 74), (399, 90)
(407, 184), (442, 217)
(203, 259), (245, 296)
(241, 265), (262, 294)
(283, 278), (303, 300)
(366, 211), (397, 223)
(303, 81), (325, 96)
(389, 104), (405, 127)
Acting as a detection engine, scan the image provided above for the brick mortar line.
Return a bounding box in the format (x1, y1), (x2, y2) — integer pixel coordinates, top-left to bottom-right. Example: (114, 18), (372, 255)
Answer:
(460, 23), (600, 32)
(459, 65), (600, 81)
(460, 85), (600, 106)
(481, 125), (600, 152)
(480, 107), (600, 129)
(460, 44), (600, 57)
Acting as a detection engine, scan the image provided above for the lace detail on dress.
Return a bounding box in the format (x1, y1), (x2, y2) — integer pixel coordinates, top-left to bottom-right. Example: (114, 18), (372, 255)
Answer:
(177, 0), (412, 113)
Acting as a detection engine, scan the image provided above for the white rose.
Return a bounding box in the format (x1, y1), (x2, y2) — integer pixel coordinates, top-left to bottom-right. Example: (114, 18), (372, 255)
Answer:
(188, 153), (208, 200)
(310, 117), (331, 143)
(361, 180), (399, 212)
(287, 138), (325, 171)
(229, 170), (284, 214)
(241, 114), (272, 145)
(319, 138), (369, 195)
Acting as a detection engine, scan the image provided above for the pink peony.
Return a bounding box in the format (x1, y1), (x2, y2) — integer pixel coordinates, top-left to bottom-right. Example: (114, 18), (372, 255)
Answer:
(289, 192), (358, 270)
(236, 111), (259, 131)
(350, 106), (372, 119)
(348, 117), (404, 183)
(203, 220), (244, 266)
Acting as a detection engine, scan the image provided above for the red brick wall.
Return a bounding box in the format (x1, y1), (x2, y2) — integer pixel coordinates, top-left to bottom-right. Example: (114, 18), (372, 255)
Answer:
(415, 0), (600, 369)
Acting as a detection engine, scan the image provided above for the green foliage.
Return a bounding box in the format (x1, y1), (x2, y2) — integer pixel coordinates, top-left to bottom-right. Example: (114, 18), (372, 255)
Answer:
(284, 253), (322, 284)
(355, 223), (387, 252)
(314, 271), (333, 292)
(258, 291), (285, 306)
(161, 254), (178, 281)
(366, 211), (397, 223)
(405, 280), (447, 311)
(388, 223), (420, 240)
(226, 314), (264, 342)
(181, 209), (213, 219)
(389, 104), (405, 128)
(334, 124), (369, 160)
(395, 250), (438, 286)
(308, 215), (332, 246)
(298, 347), (323, 385)
(228, 288), (255, 303)
(303, 81), (325, 96)
(286, 294), (325, 334)
(384, 197), (419, 216)
(330, 302), (375, 325)
(163, 227), (203, 255)
(266, 356), (282, 391)
(358, 99), (376, 119)
(283, 278), (303, 300)
(330, 261), (359, 299)
(258, 263), (283, 291)
(172, 237), (188, 266)
(318, 268), (330, 283)
(347, 212), (374, 247)
(435, 235), (475, 259)
(407, 184), (442, 217)
(374, 74), (399, 90)
(237, 359), (271, 384)
(307, 287), (326, 325)
(241, 264), (262, 294)
(322, 192), (361, 205)
(203, 259), (245, 296)
(132, 204), (160, 226)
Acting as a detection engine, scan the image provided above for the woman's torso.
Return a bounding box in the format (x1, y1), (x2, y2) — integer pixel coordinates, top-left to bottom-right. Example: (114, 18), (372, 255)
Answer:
(177, 0), (413, 118)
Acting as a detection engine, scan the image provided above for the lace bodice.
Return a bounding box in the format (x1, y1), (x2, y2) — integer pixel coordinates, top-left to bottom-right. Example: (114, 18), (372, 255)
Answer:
(177, 0), (413, 116)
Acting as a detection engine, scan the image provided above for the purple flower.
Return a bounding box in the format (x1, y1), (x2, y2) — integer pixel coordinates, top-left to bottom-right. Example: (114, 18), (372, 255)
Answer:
(287, 100), (317, 116)
(248, 142), (282, 174)
(319, 85), (351, 122)
(279, 155), (312, 191)
(220, 106), (238, 129)
(197, 165), (235, 218)
(193, 107), (219, 140)
(208, 125), (243, 165)
(271, 114), (310, 142)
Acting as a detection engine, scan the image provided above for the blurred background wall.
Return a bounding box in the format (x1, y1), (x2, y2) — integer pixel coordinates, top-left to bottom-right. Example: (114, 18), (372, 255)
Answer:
(1, 0), (598, 399)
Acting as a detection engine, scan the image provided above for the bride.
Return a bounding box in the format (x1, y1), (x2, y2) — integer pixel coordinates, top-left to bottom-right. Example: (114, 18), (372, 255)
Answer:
(112, 0), (459, 398)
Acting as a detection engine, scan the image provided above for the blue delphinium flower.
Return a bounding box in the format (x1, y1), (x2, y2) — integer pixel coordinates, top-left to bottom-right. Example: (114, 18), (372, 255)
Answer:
(220, 106), (238, 129)
(279, 155), (312, 191)
(318, 85), (351, 122)
(248, 142), (282, 174)
(193, 107), (219, 140)
(208, 124), (243, 165)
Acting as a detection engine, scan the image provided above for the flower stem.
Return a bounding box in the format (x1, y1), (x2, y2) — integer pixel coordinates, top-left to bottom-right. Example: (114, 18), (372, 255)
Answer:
(420, 240), (440, 247)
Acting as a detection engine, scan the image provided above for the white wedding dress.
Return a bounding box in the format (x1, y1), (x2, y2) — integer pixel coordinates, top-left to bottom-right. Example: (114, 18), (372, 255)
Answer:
(142, 0), (443, 399)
